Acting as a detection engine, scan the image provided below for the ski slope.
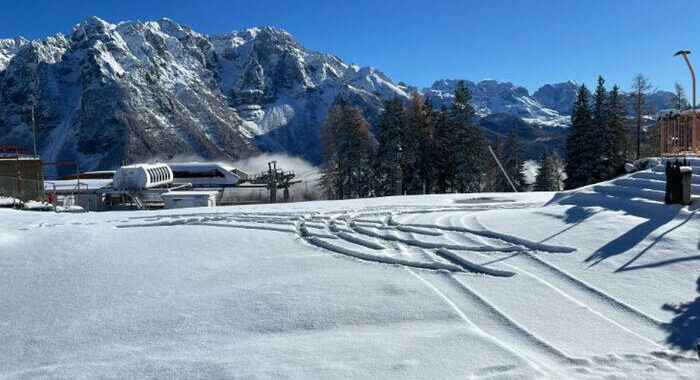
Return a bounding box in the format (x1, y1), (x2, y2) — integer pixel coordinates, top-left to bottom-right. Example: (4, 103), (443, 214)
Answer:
(0, 183), (698, 378)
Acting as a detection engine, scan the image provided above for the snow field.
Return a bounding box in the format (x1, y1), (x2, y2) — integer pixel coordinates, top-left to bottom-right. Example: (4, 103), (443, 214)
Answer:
(0, 187), (698, 378)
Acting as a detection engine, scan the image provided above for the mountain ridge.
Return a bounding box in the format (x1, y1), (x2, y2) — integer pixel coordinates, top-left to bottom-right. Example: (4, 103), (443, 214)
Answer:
(0, 17), (676, 172)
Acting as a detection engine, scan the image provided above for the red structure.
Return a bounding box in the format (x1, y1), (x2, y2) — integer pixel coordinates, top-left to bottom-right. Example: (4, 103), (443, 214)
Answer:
(660, 51), (699, 155)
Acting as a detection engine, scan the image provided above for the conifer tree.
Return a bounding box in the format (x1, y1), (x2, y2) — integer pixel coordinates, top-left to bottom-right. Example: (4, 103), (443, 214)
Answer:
(433, 107), (456, 193)
(497, 130), (526, 192)
(403, 92), (427, 194)
(605, 85), (628, 176)
(533, 149), (552, 191)
(320, 105), (343, 199)
(419, 98), (437, 194)
(591, 76), (609, 182)
(534, 149), (563, 191)
(375, 96), (407, 196)
(451, 81), (486, 192)
(565, 85), (594, 189)
(549, 151), (564, 191)
(336, 106), (374, 198)
(321, 105), (373, 199)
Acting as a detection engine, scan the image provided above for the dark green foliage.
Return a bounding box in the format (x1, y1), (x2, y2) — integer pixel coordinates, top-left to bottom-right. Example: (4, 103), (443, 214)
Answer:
(591, 76), (609, 182)
(433, 106), (456, 193)
(565, 85), (594, 189)
(451, 81), (487, 192)
(374, 96), (407, 196)
(496, 130), (526, 192)
(565, 77), (629, 188)
(320, 105), (374, 199)
(605, 85), (628, 176)
(404, 92), (432, 194)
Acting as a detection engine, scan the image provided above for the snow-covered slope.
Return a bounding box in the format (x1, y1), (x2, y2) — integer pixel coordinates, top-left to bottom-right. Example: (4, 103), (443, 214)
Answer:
(0, 17), (257, 175)
(1, 173), (698, 377)
(209, 26), (409, 161)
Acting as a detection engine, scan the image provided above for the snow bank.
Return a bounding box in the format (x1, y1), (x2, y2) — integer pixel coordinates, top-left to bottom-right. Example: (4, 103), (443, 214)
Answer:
(0, 196), (20, 207)
(21, 200), (52, 211)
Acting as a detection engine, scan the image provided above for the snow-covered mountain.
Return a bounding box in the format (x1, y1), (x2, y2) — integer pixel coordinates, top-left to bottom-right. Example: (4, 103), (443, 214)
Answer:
(0, 17), (679, 171)
(424, 79), (570, 127)
(208, 26), (409, 161)
(0, 17), (409, 173)
(531, 80), (580, 116)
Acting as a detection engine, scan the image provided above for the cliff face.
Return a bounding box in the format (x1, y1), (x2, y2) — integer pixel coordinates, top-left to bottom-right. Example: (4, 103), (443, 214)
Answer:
(0, 18), (412, 171)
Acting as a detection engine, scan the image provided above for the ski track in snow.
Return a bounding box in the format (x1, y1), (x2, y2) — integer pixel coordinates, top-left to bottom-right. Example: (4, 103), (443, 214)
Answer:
(101, 202), (697, 374)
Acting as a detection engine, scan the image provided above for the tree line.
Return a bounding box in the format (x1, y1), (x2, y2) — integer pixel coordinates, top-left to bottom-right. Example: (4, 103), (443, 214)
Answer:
(564, 74), (686, 189)
(320, 81), (554, 199)
(321, 72), (674, 199)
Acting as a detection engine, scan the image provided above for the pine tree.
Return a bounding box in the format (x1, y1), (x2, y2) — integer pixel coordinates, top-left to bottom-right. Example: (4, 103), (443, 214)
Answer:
(605, 85), (628, 177)
(433, 107), (456, 193)
(497, 130), (526, 192)
(403, 92), (427, 194)
(591, 76), (609, 182)
(451, 81), (486, 192)
(565, 85), (594, 189)
(533, 149), (552, 191)
(534, 149), (563, 191)
(320, 105), (373, 199)
(420, 98), (437, 194)
(549, 151), (564, 191)
(320, 105), (343, 199)
(337, 106), (374, 199)
(374, 96), (407, 196)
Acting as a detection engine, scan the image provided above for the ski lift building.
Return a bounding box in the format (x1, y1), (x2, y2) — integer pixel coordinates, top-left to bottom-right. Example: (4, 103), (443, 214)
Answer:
(113, 163), (173, 190)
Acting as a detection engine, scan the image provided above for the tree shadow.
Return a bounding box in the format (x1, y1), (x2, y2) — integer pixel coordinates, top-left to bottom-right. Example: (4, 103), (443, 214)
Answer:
(536, 206), (601, 244)
(551, 189), (682, 267)
(615, 211), (699, 272)
(661, 276), (700, 351)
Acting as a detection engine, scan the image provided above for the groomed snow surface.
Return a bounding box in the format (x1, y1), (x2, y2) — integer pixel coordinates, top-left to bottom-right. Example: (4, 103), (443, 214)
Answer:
(1, 189), (698, 378)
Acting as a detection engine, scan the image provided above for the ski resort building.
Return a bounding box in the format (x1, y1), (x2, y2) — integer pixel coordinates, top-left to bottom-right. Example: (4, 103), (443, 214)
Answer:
(39, 161), (299, 211)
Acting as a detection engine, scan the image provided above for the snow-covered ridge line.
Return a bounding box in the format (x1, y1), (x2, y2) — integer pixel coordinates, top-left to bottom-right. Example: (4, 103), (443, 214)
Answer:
(0, 16), (678, 170)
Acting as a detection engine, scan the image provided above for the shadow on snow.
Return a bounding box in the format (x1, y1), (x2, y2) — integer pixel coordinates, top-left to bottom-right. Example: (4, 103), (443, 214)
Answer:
(661, 276), (700, 351)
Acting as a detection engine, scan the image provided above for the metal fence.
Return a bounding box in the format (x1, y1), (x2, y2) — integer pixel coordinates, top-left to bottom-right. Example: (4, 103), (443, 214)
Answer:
(0, 175), (45, 202)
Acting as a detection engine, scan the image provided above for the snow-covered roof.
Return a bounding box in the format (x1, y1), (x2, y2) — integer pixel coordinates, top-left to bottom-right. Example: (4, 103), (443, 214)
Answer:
(162, 191), (219, 196)
(45, 178), (113, 191)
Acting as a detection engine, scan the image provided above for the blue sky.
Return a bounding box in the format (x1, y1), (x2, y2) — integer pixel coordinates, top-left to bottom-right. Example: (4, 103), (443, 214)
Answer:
(1, 0), (697, 92)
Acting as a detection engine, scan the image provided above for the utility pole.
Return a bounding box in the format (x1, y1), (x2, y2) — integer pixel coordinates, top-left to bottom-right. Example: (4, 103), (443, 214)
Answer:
(488, 145), (518, 193)
(31, 106), (38, 157)
(268, 161), (277, 203)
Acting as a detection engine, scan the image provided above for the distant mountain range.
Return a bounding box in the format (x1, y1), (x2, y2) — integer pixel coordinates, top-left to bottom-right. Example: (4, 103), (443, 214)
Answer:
(0, 17), (676, 173)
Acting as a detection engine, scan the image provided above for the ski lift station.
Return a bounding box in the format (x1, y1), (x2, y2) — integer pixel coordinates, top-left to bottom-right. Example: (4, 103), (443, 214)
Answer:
(39, 161), (299, 211)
